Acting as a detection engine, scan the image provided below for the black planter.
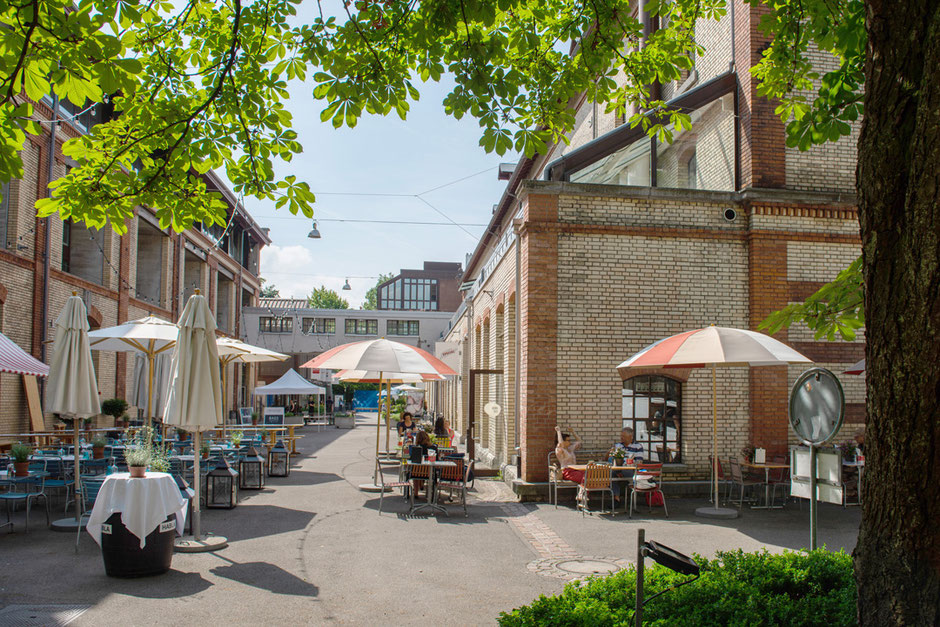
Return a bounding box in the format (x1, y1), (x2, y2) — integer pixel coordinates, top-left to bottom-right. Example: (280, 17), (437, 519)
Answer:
(100, 513), (176, 578)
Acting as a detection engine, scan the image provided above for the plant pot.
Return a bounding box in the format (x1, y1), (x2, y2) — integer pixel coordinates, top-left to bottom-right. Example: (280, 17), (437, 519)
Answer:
(93, 446), (105, 459)
(129, 465), (146, 478)
(14, 461), (29, 477)
(201, 452), (209, 460)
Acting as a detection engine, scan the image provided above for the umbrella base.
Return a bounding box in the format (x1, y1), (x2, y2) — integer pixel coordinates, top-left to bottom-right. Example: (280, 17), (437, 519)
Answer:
(50, 517), (87, 532)
(174, 535), (228, 553)
(694, 506), (739, 520)
(359, 483), (391, 493)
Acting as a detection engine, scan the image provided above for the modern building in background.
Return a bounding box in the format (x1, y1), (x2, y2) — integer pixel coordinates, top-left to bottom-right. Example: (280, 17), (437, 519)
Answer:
(242, 298), (454, 386)
(0, 96), (269, 438)
(430, 0), (864, 490)
(376, 261), (463, 312)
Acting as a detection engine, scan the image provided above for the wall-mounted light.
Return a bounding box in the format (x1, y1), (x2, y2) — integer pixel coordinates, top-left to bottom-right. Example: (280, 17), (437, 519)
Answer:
(307, 221), (321, 239)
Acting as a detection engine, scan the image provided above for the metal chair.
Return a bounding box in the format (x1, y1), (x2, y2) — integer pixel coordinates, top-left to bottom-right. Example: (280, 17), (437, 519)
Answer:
(548, 451), (579, 508)
(580, 462), (615, 516)
(39, 456), (74, 512)
(0, 459), (50, 532)
(75, 476), (106, 552)
(376, 458), (414, 514)
(629, 463), (668, 518)
(728, 458), (763, 507)
(768, 455), (791, 506)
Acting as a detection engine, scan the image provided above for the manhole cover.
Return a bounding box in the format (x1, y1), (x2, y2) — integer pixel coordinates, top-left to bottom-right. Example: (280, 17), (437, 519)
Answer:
(0, 604), (91, 626)
(555, 559), (621, 575)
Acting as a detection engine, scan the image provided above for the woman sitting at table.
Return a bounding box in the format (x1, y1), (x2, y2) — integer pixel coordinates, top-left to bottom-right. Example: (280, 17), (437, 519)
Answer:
(555, 425), (583, 484)
(397, 412), (419, 437)
(433, 416), (455, 445)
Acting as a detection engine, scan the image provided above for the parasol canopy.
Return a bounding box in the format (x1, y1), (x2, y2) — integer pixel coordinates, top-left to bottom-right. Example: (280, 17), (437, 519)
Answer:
(0, 332), (49, 377)
(302, 338), (456, 376)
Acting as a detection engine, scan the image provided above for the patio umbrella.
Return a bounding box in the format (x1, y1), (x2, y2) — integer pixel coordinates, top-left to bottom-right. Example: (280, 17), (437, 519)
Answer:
(844, 358), (865, 375)
(217, 337), (288, 432)
(0, 332), (50, 377)
(89, 316), (178, 423)
(163, 291), (226, 552)
(303, 339), (456, 491)
(616, 326), (812, 519)
(131, 353), (172, 422)
(45, 293), (100, 528)
(335, 370), (444, 383)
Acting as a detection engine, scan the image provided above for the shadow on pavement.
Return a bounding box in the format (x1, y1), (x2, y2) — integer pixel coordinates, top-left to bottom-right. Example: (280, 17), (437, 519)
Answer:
(208, 505), (316, 542)
(210, 559), (318, 598)
(104, 570), (214, 598)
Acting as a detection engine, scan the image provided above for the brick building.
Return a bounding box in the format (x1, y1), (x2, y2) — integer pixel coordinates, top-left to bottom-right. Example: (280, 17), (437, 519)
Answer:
(0, 97), (269, 440)
(430, 0), (864, 489)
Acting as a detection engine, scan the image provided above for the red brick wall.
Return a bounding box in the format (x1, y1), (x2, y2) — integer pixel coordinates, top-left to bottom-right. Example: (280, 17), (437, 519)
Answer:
(519, 193), (559, 482)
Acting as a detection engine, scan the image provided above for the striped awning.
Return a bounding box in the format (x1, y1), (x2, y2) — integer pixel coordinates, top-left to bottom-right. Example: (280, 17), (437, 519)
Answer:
(0, 332), (49, 377)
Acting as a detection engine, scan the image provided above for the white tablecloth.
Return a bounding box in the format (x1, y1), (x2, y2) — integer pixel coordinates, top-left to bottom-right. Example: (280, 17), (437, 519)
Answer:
(86, 472), (186, 548)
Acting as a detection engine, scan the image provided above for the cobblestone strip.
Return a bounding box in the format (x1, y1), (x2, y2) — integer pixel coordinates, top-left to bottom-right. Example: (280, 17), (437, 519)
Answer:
(500, 502), (580, 560)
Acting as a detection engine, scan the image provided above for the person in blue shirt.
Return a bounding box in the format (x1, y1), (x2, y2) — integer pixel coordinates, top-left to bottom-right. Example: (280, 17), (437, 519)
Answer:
(609, 427), (645, 503)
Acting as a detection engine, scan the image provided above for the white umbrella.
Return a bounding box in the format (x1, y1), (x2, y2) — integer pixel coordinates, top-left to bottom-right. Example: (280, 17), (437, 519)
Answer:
(302, 339), (456, 491)
(89, 316), (178, 422)
(216, 337), (288, 431)
(132, 353), (172, 421)
(617, 326), (812, 519)
(45, 293), (100, 528)
(163, 291), (225, 551)
(335, 370), (444, 383)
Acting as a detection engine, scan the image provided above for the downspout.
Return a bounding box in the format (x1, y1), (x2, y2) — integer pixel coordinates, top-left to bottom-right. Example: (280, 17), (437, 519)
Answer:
(40, 94), (60, 371)
(513, 215), (522, 476)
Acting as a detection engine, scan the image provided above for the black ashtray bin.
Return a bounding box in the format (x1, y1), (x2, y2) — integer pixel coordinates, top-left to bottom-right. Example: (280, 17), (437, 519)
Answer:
(100, 513), (177, 578)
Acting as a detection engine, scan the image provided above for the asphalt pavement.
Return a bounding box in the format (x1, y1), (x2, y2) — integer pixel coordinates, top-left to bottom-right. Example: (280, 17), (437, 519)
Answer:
(0, 414), (860, 625)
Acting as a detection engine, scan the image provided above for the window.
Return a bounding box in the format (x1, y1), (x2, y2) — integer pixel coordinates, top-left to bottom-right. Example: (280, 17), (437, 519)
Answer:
(259, 316), (292, 333)
(345, 319), (378, 335)
(302, 317), (335, 334)
(378, 277), (439, 310)
(387, 320), (419, 336)
(622, 375), (682, 463)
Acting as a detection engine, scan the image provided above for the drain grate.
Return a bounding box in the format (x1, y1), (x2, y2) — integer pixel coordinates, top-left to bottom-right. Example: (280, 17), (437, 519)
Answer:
(527, 555), (631, 580)
(0, 604), (91, 626)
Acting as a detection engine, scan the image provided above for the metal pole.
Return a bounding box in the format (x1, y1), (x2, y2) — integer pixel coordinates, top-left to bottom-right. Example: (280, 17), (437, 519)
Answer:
(74, 416), (82, 522)
(809, 444), (817, 549)
(635, 528), (645, 627)
(712, 364), (718, 506)
(193, 430), (202, 540)
(373, 373), (383, 484)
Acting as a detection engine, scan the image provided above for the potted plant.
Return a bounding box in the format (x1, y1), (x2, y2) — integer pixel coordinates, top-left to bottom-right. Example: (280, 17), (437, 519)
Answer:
(176, 428), (190, 442)
(839, 440), (858, 461)
(230, 430), (244, 448)
(101, 398), (129, 427)
(611, 448), (627, 466)
(10, 442), (31, 477)
(251, 411), (259, 426)
(91, 434), (107, 459)
(200, 443), (210, 460)
(125, 444), (150, 478)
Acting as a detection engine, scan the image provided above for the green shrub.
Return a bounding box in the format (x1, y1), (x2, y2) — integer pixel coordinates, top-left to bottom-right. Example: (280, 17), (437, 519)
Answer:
(101, 398), (129, 419)
(10, 442), (31, 462)
(498, 549), (856, 627)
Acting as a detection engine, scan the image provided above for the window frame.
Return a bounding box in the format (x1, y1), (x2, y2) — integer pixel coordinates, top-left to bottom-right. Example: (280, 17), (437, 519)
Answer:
(259, 316), (293, 334)
(345, 319), (378, 335)
(387, 319), (420, 336)
(621, 375), (682, 464)
(302, 317), (336, 335)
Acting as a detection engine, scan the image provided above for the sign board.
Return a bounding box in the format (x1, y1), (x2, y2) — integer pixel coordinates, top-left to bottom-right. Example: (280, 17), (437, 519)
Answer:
(789, 368), (845, 445)
(263, 407), (285, 426)
(238, 407), (253, 423)
(435, 341), (462, 373)
(790, 447), (844, 505)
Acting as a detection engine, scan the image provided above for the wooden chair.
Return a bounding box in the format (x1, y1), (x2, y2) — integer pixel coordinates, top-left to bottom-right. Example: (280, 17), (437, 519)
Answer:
(376, 458), (413, 514)
(438, 459), (473, 516)
(629, 463), (668, 518)
(580, 462), (614, 516)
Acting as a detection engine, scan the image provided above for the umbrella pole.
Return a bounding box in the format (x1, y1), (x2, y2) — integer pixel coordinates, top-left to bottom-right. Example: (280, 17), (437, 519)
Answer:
(373, 373), (383, 483)
(147, 352), (155, 430)
(384, 380), (391, 453)
(193, 430), (202, 541)
(712, 363), (718, 507)
(74, 415), (82, 522)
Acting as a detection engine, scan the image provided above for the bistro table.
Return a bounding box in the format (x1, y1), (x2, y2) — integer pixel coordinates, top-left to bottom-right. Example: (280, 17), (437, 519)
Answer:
(741, 461), (790, 509)
(86, 472), (186, 577)
(404, 460), (456, 516)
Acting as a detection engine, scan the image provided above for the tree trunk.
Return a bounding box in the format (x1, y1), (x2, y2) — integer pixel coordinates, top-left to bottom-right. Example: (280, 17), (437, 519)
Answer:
(855, 0), (940, 624)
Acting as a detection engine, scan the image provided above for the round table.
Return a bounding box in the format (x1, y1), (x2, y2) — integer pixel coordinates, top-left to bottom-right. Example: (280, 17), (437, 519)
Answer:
(86, 472), (186, 577)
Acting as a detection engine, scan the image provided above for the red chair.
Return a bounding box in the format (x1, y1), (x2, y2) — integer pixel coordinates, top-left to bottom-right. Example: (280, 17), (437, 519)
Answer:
(629, 463), (667, 518)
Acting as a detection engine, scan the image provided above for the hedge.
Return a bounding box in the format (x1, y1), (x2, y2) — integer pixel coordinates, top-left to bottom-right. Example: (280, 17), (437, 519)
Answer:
(499, 549), (856, 626)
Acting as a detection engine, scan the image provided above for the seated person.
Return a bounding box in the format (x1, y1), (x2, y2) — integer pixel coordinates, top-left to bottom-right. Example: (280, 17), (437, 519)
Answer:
(609, 427), (645, 502)
(854, 427), (865, 455)
(413, 430), (438, 457)
(433, 416), (452, 445)
(397, 412), (419, 437)
(554, 425), (583, 484)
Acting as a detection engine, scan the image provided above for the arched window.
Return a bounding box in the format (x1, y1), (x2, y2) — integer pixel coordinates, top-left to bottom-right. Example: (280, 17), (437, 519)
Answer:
(622, 375), (682, 463)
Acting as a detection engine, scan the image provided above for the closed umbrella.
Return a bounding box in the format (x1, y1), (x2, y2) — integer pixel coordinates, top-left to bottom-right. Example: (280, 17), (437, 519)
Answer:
(617, 326), (812, 519)
(45, 293), (100, 530)
(303, 339), (456, 491)
(89, 316), (178, 423)
(163, 291), (226, 552)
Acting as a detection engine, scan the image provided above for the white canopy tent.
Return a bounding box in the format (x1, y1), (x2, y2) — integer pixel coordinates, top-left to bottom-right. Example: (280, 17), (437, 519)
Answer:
(252, 368), (327, 418)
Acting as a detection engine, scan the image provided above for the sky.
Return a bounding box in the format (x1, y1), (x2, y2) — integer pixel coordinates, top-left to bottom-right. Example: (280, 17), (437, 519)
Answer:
(244, 70), (516, 309)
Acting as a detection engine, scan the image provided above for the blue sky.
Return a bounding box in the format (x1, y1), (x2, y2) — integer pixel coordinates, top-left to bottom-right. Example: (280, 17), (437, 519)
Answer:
(245, 72), (515, 308)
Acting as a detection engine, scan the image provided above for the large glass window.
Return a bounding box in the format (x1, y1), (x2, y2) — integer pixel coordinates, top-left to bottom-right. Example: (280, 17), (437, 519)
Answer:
(378, 277), (439, 310)
(345, 319), (378, 335)
(387, 320), (419, 336)
(302, 317), (336, 334)
(656, 93), (734, 191)
(622, 375), (682, 463)
(259, 316), (292, 333)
